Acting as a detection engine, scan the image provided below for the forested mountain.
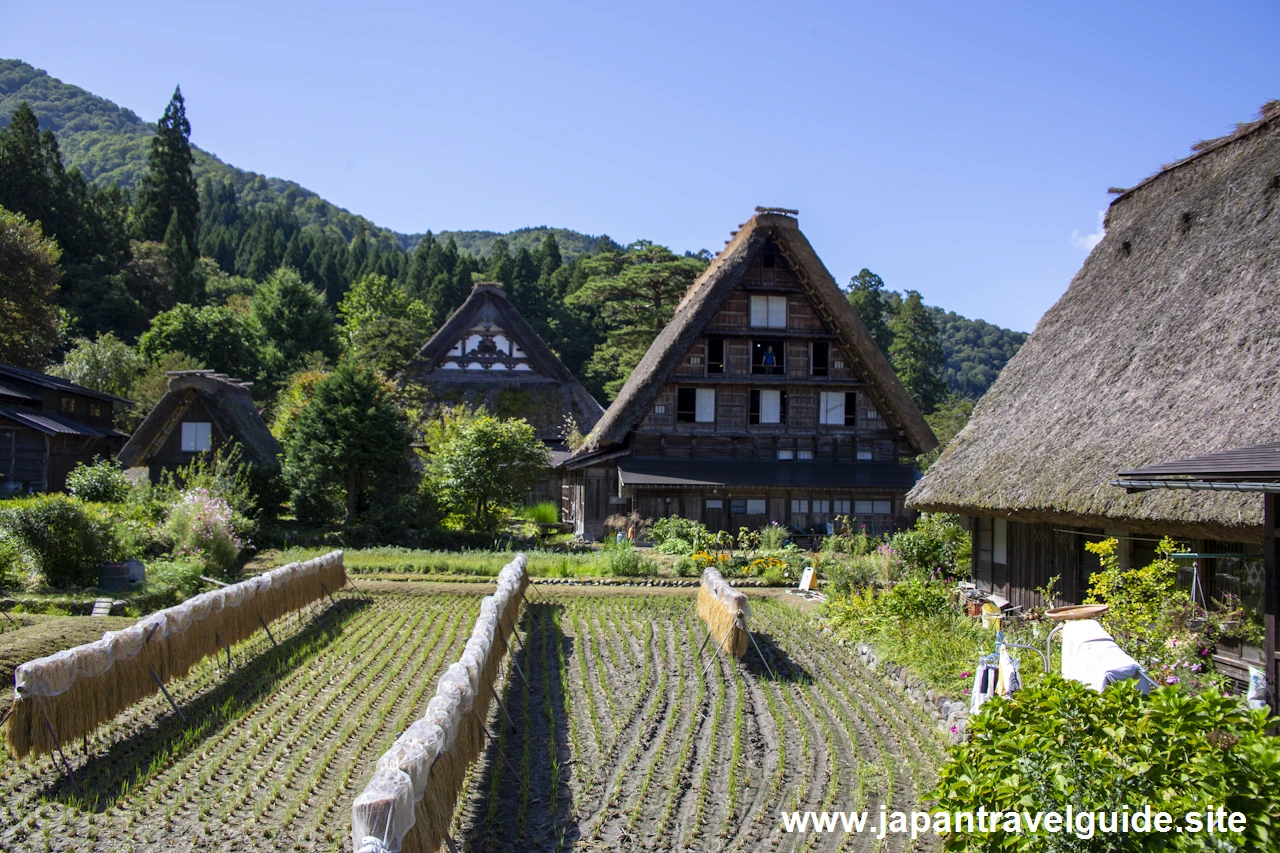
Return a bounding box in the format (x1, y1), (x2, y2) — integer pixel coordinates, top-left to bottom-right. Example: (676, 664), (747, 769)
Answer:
(929, 308), (1028, 401)
(0, 59), (602, 257)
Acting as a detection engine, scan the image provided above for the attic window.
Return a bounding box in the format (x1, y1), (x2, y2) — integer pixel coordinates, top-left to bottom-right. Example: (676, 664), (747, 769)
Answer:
(60, 397), (76, 414)
(654, 404), (666, 415)
(181, 422), (212, 453)
(832, 358), (845, 370)
(750, 295), (787, 328)
(811, 342), (829, 377)
(706, 338), (725, 374)
(688, 355), (703, 366)
(751, 340), (785, 375)
(762, 248), (776, 269)
(676, 388), (715, 423)
(89, 403), (102, 419)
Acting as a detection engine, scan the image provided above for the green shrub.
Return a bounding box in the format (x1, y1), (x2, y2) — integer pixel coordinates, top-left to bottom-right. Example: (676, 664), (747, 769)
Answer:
(603, 540), (657, 577)
(0, 495), (120, 588)
(519, 502), (559, 524)
(65, 457), (130, 503)
(649, 516), (711, 550)
(655, 537), (692, 555)
(758, 521), (788, 550)
(932, 678), (1280, 851)
(673, 555), (697, 577)
(889, 512), (971, 578)
(0, 537), (21, 589)
(878, 578), (952, 620)
(820, 555), (875, 597)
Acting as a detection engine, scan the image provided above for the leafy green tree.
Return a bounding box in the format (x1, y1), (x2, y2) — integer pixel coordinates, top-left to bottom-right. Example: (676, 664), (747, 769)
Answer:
(427, 412), (549, 529)
(916, 394), (974, 471)
(48, 332), (145, 399)
(138, 303), (262, 381)
(337, 273), (432, 373)
(846, 268), (894, 357)
(567, 240), (706, 399)
(250, 266), (339, 380)
(889, 289), (947, 414)
(0, 206), (62, 369)
(137, 87), (199, 250)
(283, 361), (410, 523)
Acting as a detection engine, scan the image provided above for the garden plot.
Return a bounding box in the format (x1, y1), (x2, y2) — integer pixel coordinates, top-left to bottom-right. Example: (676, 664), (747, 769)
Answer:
(456, 588), (944, 853)
(0, 585), (482, 853)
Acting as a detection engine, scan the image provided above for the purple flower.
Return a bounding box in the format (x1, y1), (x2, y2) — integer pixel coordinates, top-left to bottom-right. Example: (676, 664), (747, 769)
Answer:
(1165, 676), (1181, 685)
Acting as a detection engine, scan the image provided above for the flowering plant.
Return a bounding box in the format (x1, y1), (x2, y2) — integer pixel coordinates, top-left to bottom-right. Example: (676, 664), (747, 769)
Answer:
(163, 488), (250, 573)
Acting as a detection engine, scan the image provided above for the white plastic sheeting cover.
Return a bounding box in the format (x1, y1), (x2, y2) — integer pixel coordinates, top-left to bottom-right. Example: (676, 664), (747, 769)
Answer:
(702, 567), (752, 620)
(351, 767), (416, 853)
(11, 550), (346, 699)
(352, 553), (528, 853)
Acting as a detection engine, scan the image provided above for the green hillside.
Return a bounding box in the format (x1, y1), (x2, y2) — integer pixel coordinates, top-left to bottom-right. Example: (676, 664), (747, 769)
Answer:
(0, 59), (604, 257)
(929, 307), (1028, 400)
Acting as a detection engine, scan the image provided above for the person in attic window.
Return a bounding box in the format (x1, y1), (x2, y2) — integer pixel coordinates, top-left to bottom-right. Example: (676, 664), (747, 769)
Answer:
(763, 345), (778, 374)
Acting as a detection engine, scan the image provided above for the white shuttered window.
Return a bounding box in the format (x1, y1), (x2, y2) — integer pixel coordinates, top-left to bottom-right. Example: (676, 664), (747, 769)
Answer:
(695, 388), (716, 423)
(181, 422), (212, 452)
(819, 391), (845, 425)
(759, 389), (782, 423)
(749, 295), (787, 328)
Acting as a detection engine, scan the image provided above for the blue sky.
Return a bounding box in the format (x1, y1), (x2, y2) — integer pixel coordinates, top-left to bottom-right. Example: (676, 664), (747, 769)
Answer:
(2, 0), (1276, 332)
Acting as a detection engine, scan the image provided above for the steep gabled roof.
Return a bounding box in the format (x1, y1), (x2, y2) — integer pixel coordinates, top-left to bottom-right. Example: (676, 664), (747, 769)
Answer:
(402, 282), (604, 442)
(908, 103), (1280, 541)
(118, 371), (282, 469)
(573, 212), (936, 458)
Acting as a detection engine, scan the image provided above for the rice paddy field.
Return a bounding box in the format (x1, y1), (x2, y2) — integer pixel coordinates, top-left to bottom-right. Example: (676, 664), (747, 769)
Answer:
(0, 581), (943, 853)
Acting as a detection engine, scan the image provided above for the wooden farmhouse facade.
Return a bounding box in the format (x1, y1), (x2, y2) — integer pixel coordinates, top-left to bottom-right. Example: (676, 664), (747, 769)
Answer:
(402, 281), (604, 504)
(118, 371), (282, 482)
(0, 363), (130, 494)
(908, 102), (1280, 679)
(565, 210), (937, 541)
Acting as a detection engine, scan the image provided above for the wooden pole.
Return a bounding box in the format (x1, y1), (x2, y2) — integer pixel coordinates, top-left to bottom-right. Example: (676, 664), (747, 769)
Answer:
(259, 615), (278, 647)
(150, 669), (186, 722)
(1265, 492), (1278, 720)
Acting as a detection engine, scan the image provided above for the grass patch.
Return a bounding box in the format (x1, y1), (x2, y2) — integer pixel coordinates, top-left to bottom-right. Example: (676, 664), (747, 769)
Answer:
(517, 502), (560, 525)
(277, 546), (618, 578)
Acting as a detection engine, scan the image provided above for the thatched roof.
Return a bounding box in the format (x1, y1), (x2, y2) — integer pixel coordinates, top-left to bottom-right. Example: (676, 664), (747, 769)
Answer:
(402, 282), (603, 443)
(908, 102), (1280, 542)
(118, 371), (282, 468)
(573, 212), (937, 458)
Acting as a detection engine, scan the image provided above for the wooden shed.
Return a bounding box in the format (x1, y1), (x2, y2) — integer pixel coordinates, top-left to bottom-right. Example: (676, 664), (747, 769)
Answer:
(565, 209), (937, 540)
(117, 371), (282, 482)
(0, 363), (130, 494)
(907, 102), (1280, 681)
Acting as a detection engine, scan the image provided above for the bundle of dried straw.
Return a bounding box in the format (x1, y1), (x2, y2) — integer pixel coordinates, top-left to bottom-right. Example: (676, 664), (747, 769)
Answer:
(697, 566), (751, 657)
(5, 551), (347, 759)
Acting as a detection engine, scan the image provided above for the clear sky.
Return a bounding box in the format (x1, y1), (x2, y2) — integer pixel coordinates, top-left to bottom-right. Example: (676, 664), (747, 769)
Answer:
(2, 0), (1276, 332)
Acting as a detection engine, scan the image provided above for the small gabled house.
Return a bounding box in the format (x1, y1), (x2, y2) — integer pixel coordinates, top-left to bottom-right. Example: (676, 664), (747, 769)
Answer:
(565, 210), (937, 541)
(401, 281), (605, 504)
(0, 363), (131, 494)
(118, 371), (282, 482)
(907, 102), (1280, 679)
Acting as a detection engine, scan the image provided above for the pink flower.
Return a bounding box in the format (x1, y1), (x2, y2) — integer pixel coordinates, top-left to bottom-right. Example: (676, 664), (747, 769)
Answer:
(961, 671), (971, 678)
(950, 725), (958, 733)
(964, 688), (970, 694)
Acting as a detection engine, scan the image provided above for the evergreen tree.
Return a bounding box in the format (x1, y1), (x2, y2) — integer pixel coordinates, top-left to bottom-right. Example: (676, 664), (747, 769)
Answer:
(137, 87), (200, 250)
(846, 268), (894, 357)
(888, 289), (947, 415)
(283, 361), (410, 523)
(163, 209), (203, 303)
(250, 266), (339, 379)
(0, 206), (62, 369)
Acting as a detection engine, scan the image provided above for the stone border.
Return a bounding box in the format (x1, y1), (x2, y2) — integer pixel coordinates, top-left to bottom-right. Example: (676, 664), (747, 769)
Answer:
(818, 619), (970, 744)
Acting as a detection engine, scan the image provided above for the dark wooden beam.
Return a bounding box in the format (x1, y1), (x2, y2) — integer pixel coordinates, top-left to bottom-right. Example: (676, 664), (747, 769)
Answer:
(1266, 492), (1279, 719)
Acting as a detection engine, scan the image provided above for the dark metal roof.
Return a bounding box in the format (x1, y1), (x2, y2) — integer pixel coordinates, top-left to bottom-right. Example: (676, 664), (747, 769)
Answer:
(1117, 441), (1280, 481)
(617, 459), (920, 490)
(0, 406), (111, 437)
(0, 382), (39, 403)
(0, 363), (131, 405)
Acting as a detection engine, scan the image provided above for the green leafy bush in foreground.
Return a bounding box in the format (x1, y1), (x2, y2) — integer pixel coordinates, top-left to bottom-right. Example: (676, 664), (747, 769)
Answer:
(65, 457), (131, 503)
(0, 495), (121, 588)
(932, 677), (1280, 851)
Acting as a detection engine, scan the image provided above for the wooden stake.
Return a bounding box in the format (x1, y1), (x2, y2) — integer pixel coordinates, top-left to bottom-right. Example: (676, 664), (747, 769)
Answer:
(215, 631), (234, 671)
(701, 625), (735, 679)
(483, 725), (530, 794)
(259, 615), (278, 647)
(320, 581), (337, 607)
(748, 629), (779, 682)
(150, 669), (186, 722)
(42, 714), (81, 798)
(490, 685), (517, 732)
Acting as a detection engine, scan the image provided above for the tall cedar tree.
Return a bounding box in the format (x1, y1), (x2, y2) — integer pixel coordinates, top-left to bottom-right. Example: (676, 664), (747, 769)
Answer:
(846, 268), (894, 357)
(0, 206), (62, 369)
(137, 87), (200, 251)
(567, 240), (706, 399)
(283, 362), (410, 523)
(889, 289), (947, 415)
